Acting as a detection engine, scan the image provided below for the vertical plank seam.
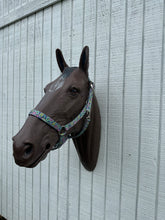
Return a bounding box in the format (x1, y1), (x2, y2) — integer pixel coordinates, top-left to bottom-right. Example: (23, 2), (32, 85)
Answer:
(0, 29), (2, 213)
(119, 0), (128, 219)
(154, 0), (165, 219)
(48, 6), (53, 220)
(57, 4), (61, 217)
(12, 23), (15, 220)
(0, 29), (3, 214)
(8, 0), (9, 14)
(2, 27), (5, 216)
(39, 10), (44, 220)
(25, 17), (29, 220)
(56, 3), (63, 219)
(32, 13), (37, 220)
(2, 0), (4, 16)
(67, 0), (73, 218)
(90, 0), (98, 219)
(6, 0), (9, 15)
(3, 26), (8, 218)
(14, 0), (16, 20)
(135, 0), (145, 219)
(14, 21), (20, 220)
(8, 24), (14, 220)
(1, 26), (4, 216)
(1, 0), (4, 17)
(24, 17), (28, 220)
(6, 26), (9, 220)
(18, 20), (22, 220)
(104, 0), (112, 219)
(0, 28), (0, 211)
(4, 27), (8, 217)
(14, 0), (16, 11)
(51, 7), (54, 219)
(0, 29), (3, 215)
(78, 0), (86, 219)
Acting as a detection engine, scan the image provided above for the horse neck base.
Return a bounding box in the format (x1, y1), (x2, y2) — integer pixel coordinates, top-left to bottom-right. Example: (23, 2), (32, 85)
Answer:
(72, 94), (101, 171)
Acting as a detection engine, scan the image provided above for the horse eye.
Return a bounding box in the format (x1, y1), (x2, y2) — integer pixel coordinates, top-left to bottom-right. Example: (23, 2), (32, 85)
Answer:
(69, 87), (80, 96)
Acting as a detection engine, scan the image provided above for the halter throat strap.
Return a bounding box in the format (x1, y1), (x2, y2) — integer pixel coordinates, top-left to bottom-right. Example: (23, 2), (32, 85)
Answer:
(29, 82), (94, 150)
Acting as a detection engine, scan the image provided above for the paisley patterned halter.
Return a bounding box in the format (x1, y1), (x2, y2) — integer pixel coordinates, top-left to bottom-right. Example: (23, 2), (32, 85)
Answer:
(29, 81), (94, 150)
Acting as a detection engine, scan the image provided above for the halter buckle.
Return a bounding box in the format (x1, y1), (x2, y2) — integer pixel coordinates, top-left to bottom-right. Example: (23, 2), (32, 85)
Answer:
(86, 110), (91, 121)
(59, 126), (67, 136)
(89, 81), (95, 89)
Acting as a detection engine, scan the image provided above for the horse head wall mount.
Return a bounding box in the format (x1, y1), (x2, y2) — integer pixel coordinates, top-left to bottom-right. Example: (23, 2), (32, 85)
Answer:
(12, 46), (101, 171)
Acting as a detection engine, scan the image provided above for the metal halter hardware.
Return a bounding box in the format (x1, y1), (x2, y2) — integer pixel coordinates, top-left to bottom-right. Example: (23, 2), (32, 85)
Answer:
(29, 81), (94, 150)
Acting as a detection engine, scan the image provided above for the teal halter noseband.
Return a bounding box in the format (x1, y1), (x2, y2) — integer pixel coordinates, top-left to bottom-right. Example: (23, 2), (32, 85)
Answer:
(29, 81), (94, 150)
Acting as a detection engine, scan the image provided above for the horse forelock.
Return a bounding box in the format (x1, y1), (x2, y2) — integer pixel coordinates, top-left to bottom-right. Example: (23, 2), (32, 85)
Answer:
(63, 67), (77, 78)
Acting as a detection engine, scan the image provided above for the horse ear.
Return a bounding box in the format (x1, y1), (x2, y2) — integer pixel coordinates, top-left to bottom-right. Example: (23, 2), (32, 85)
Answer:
(79, 46), (89, 74)
(56, 49), (68, 72)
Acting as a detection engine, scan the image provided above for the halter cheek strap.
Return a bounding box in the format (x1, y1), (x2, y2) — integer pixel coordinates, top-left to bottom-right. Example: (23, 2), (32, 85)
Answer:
(29, 82), (94, 150)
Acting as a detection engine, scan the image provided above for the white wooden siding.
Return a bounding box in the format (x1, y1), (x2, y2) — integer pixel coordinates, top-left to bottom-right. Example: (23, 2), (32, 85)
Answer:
(0, 0), (165, 220)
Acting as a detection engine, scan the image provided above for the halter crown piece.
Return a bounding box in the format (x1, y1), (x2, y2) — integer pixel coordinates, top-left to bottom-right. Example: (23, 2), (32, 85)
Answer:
(29, 81), (94, 150)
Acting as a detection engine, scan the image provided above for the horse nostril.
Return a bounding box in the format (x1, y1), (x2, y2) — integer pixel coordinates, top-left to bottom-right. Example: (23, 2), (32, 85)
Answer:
(24, 144), (33, 158)
(46, 143), (51, 150)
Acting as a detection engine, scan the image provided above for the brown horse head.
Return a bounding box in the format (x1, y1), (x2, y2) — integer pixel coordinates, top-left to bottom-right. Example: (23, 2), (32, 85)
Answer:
(12, 46), (101, 171)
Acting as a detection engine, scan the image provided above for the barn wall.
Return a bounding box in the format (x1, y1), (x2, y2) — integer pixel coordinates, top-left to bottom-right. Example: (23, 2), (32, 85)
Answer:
(0, 0), (165, 220)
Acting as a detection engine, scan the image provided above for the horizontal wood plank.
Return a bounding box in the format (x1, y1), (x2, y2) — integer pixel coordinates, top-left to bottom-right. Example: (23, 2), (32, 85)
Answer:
(0, 0), (61, 29)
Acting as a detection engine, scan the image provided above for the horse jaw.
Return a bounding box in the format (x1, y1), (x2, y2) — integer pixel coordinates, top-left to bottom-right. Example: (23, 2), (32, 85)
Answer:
(72, 93), (101, 171)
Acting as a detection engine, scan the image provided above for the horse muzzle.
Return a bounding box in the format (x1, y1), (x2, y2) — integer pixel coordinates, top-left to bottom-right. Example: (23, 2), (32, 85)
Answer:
(12, 131), (58, 168)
